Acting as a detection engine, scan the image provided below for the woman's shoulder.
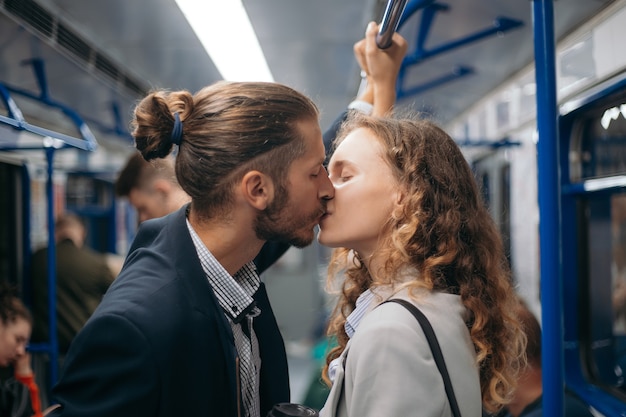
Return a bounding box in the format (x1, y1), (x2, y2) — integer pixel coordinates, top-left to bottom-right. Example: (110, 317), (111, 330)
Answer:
(355, 288), (473, 360)
(369, 288), (466, 324)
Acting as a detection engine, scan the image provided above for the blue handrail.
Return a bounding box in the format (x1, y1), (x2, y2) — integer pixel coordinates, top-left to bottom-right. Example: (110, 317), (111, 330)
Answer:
(532, 1), (564, 416)
(393, 0), (524, 103)
(0, 58), (99, 389)
(0, 59), (97, 151)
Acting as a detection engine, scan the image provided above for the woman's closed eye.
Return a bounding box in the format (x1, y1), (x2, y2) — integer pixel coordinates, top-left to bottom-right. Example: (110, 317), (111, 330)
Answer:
(334, 170), (353, 182)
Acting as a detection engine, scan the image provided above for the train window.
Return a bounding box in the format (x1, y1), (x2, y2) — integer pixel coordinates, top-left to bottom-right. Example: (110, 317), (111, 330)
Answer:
(613, 193), (626, 366)
(564, 80), (626, 408)
(583, 191), (626, 395)
(472, 155), (512, 267)
(574, 97), (626, 180)
(65, 173), (120, 254)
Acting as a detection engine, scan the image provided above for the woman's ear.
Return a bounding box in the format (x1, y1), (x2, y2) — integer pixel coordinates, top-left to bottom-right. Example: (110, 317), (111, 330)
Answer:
(391, 187), (406, 218)
(240, 170), (274, 210)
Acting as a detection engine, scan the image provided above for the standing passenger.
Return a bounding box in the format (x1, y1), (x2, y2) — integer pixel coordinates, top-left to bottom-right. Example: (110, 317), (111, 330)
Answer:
(31, 214), (115, 355)
(317, 114), (527, 417)
(114, 153), (189, 223)
(49, 81), (334, 417)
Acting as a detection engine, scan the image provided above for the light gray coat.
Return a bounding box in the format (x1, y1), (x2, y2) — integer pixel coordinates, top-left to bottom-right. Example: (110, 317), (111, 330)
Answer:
(320, 288), (482, 417)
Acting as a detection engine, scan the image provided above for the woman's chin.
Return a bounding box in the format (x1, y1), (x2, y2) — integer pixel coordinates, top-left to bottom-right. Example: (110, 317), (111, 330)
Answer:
(316, 231), (338, 248)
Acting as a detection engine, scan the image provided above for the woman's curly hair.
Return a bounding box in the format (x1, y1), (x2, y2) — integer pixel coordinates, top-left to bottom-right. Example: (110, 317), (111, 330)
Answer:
(323, 113), (526, 414)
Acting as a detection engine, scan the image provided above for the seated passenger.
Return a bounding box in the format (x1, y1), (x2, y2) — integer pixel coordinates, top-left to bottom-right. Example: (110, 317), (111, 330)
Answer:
(0, 281), (43, 417)
(494, 299), (594, 417)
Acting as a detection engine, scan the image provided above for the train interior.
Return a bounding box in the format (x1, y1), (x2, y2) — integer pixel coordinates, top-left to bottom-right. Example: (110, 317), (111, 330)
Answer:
(1, 0), (626, 415)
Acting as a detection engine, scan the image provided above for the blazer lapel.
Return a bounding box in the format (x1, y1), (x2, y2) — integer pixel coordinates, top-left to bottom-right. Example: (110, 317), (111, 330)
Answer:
(165, 205), (239, 408)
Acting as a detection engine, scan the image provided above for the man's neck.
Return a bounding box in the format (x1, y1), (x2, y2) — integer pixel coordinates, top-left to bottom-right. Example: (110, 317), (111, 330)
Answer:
(188, 209), (264, 276)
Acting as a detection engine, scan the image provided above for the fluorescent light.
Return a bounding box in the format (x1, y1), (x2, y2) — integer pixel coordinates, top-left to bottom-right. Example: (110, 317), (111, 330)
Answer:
(583, 176), (626, 191)
(175, 0), (274, 82)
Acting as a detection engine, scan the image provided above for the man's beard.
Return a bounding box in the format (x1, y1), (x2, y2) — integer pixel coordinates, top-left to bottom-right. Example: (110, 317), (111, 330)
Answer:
(254, 184), (324, 248)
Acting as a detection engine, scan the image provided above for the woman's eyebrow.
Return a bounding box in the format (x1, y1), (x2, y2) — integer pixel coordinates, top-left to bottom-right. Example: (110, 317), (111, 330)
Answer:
(328, 159), (346, 171)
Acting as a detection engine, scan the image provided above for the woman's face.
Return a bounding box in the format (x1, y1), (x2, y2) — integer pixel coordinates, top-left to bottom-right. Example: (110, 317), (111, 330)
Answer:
(0, 317), (31, 367)
(318, 127), (400, 257)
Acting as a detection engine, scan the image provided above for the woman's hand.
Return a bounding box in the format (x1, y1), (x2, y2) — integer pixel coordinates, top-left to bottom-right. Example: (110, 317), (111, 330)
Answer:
(354, 21), (408, 115)
(14, 352), (34, 377)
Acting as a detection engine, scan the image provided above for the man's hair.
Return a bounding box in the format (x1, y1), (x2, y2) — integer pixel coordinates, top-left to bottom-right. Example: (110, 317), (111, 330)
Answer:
(115, 152), (178, 197)
(55, 213), (86, 244)
(131, 81), (319, 220)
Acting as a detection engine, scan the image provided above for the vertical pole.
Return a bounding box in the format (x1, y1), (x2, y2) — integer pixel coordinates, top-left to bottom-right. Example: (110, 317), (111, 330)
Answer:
(532, 1), (563, 416)
(45, 147), (59, 386)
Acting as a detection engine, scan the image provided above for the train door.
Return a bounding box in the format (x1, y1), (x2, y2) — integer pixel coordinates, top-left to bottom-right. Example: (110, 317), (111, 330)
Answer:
(472, 152), (512, 266)
(0, 154), (29, 294)
(560, 74), (626, 414)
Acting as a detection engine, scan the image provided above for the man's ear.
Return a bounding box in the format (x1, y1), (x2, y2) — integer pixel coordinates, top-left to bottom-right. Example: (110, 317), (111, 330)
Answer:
(240, 170), (274, 210)
(152, 178), (173, 196)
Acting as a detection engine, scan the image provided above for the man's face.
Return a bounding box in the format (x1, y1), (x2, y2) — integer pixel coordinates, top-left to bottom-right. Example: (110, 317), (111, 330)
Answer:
(128, 187), (170, 222)
(254, 119), (334, 248)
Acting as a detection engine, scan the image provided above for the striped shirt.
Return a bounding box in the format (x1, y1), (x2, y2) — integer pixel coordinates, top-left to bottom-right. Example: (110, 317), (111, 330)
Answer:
(186, 219), (261, 417)
(328, 289), (374, 382)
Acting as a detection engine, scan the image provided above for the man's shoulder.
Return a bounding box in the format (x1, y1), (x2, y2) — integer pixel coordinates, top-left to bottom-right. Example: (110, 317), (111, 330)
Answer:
(130, 207), (186, 248)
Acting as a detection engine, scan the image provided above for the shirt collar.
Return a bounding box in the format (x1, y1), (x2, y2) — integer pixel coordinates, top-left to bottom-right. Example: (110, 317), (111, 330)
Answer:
(344, 289), (375, 338)
(186, 219), (260, 323)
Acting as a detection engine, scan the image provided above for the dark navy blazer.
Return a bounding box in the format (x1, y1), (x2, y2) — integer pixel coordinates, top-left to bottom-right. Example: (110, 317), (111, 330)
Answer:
(50, 206), (289, 417)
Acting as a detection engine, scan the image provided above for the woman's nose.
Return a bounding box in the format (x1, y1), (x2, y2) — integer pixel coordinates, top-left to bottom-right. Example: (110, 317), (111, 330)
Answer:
(319, 168), (335, 200)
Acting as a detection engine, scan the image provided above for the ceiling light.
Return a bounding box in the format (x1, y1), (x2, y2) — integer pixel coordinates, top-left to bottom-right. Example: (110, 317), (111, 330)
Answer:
(175, 0), (274, 82)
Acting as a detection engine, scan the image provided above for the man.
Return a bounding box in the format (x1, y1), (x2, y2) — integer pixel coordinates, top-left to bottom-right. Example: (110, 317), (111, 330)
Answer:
(31, 213), (115, 355)
(49, 23), (406, 417)
(115, 154), (189, 223)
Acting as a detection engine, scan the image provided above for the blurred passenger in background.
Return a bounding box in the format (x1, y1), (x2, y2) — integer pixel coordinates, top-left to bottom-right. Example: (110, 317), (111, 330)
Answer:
(492, 300), (593, 417)
(0, 281), (43, 417)
(30, 214), (115, 355)
(115, 153), (189, 223)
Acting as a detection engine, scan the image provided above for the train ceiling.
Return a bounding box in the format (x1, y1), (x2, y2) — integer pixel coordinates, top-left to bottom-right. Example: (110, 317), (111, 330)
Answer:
(0, 0), (616, 163)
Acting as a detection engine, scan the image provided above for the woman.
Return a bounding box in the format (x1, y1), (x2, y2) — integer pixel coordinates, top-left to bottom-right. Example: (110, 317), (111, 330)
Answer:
(317, 113), (526, 417)
(0, 281), (43, 417)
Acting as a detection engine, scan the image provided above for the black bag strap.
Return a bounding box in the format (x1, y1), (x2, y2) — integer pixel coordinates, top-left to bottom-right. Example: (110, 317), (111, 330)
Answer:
(381, 298), (462, 417)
